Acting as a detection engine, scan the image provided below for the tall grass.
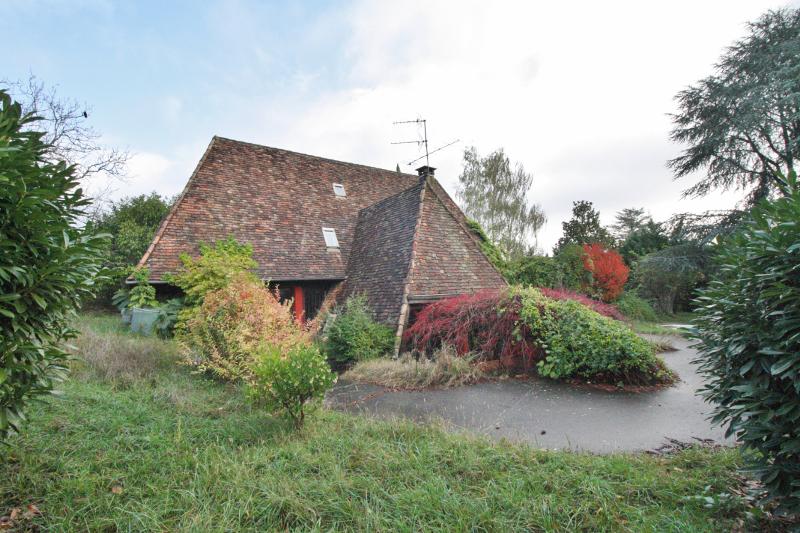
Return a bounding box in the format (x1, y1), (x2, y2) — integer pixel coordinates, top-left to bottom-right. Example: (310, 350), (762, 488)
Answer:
(67, 313), (179, 385)
(343, 345), (484, 389)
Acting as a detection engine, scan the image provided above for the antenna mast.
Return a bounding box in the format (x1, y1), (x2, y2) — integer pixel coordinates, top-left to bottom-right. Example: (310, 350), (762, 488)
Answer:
(392, 118), (458, 167)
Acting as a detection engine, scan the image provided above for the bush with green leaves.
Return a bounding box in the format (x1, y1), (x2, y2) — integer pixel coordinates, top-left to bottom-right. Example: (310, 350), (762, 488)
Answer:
(615, 292), (658, 322)
(248, 342), (336, 427)
(516, 288), (671, 384)
(90, 192), (173, 306)
(324, 295), (395, 366)
(127, 267), (157, 309)
(553, 244), (590, 291)
(505, 255), (561, 288)
(692, 171), (800, 514)
(166, 236), (258, 307)
(178, 274), (306, 382)
(0, 90), (107, 439)
(153, 298), (184, 339)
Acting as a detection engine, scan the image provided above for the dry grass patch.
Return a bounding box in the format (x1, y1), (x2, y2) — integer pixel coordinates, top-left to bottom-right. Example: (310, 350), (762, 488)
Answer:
(343, 345), (484, 389)
(68, 315), (179, 385)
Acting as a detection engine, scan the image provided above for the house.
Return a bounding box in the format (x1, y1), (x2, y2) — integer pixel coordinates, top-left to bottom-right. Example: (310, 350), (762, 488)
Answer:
(137, 136), (506, 345)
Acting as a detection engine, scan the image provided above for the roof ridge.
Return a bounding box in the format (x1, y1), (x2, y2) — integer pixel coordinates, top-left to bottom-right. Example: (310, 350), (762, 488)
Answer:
(357, 179), (424, 216)
(213, 135), (419, 179)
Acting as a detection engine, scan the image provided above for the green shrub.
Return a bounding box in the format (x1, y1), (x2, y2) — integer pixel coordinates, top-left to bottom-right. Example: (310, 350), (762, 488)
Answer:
(166, 236), (258, 307)
(692, 171), (800, 514)
(325, 295), (395, 365)
(178, 274), (306, 382)
(249, 342), (336, 427)
(516, 288), (671, 384)
(89, 192), (173, 307)
(154, 298), (184, 339)
(466, 219), (506, 272)
(553, 244), (590, 291)
(505, 255), (561, 287)
(0, 91), (107, 439)
(127, 267), (157, 309)
(615, 292), (658, 322)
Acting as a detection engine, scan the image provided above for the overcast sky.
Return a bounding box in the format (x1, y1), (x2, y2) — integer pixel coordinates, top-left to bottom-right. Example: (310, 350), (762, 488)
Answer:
(5, 0), (796, 251)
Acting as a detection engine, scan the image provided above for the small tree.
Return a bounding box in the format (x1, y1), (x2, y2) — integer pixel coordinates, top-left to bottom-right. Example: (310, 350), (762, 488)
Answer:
(249, 343), (336, 428)
(693, 171), (800, 514)
(582, 244), (629, 302)
(0, 90), (107, 440)
(457, 147), (546, 258)
(554, 201), (614, 254)
(634, 244), (710, 314)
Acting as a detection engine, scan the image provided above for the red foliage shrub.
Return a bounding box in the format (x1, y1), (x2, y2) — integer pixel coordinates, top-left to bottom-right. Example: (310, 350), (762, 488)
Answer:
(403, 290), (541, 371)
(539, 287), (624, 321)
(582, 243), (629, 302)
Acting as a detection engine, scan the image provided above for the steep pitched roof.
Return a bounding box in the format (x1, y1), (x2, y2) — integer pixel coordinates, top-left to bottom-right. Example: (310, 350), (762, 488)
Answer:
(340, 181), (425, 323)
(139, 137), (419, 281)
(407, 178), (507, 299)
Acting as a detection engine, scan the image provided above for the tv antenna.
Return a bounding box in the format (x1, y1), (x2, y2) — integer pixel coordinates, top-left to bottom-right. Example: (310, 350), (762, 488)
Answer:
(391, 118), (459, 167)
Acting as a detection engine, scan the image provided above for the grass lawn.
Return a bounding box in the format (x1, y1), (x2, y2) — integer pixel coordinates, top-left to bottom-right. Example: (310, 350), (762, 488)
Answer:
(0, 314), (767, 531)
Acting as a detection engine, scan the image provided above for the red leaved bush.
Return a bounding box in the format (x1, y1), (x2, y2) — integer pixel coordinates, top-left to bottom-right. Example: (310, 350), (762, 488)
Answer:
(403, 289), (541, 371)
(539, 287), (624, 320)
(582, 243), (629, 302)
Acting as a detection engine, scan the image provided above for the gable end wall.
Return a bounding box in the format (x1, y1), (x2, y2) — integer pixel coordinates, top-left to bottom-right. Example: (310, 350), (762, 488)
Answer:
(407, 179), (507, 297)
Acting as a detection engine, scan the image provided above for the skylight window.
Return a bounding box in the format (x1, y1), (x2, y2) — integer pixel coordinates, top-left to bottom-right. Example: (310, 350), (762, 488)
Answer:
(322, 227), (339, 248)
(332, 183), (346, 197)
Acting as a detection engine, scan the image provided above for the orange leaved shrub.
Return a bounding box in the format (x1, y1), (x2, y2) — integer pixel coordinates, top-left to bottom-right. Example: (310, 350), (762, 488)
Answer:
(582, 243), (629, 302)
(177, 273), (308, 382)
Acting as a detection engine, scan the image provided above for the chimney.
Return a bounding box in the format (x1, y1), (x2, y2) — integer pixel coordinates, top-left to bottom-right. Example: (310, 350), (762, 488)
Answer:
(416, 165), (436, 179)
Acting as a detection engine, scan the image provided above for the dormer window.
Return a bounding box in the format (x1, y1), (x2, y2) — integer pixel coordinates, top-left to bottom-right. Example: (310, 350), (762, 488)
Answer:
(322, 227), (339, 248)
(332, 183), (346, 197)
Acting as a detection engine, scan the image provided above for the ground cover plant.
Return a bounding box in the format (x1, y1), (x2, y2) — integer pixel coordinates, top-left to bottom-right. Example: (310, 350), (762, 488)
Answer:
(539, 287), (624, 320)
(0, 313), (771, 531)
(404, 288), (673, 385)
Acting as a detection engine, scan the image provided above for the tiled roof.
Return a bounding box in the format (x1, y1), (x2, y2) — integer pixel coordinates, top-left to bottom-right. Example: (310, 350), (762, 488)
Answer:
(340, 181), (425, 324)
(139, 137), (419, 281)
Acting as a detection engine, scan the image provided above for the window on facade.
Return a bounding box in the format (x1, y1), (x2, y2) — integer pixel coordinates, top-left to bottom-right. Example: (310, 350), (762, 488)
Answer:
(332, 183), (346, 197)
(322, 227), (339, 248)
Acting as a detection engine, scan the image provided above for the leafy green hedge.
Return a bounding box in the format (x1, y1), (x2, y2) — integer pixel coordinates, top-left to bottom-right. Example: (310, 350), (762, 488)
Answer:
(615, 292), (658, 322)
(693, 171), (800, 514)
(0, 91), (107, 440)
(516, 288), (671, 384)
(324, 295), (395, 366)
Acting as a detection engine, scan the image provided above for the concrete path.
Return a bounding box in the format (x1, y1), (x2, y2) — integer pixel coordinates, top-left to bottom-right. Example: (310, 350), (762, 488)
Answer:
(326, 336), (731, 453)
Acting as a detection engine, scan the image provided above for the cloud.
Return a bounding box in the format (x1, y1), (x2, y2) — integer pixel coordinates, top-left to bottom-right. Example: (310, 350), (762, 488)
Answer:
(238, 0), (784, 251)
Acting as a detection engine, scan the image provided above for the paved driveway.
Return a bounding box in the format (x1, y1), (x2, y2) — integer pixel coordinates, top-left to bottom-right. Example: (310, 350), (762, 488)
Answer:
(326, 336), (732, 453)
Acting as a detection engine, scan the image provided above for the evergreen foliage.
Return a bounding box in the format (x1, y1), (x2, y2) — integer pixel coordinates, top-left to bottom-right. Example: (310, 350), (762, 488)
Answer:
(0, 90), (107, 439)
(693, 171), (800, 514)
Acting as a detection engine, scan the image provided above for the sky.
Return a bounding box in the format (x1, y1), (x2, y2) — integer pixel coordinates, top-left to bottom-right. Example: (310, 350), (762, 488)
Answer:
(5, 0), (797, 251)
